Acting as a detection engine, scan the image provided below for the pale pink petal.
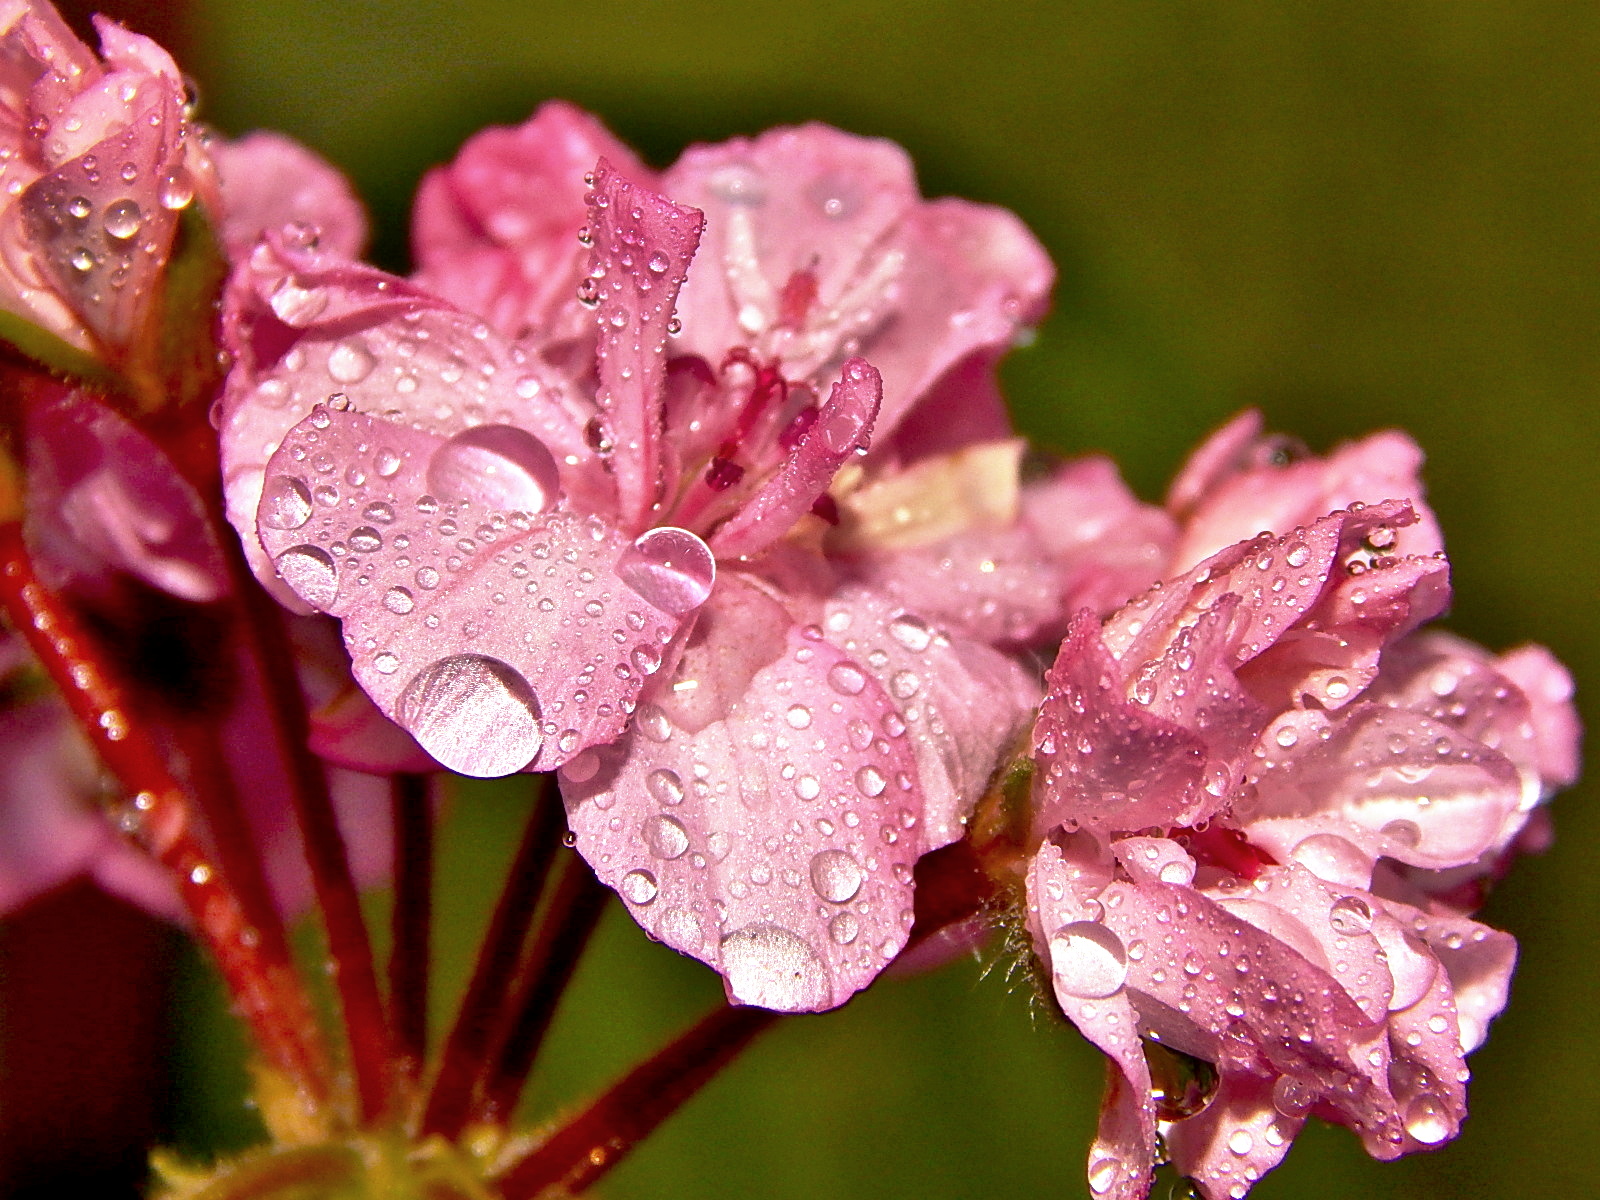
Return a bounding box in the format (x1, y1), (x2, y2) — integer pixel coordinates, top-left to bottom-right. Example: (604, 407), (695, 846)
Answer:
(213, 131), (366, 259)
(1029, 837), (1157, 1200)
(585, 158), (704, 531)
(22, 384), (227, 602)
(561, 575), (930, 1012)
(218, 232), (596, 601)
(255, 405), (700, 775)
(1495, 642), (1581, 790)
(412, 101), (649, 343)
(308, 682), (435, 773)
(1170, 411), (1443, 572)
(818, 584), (1039, 846)
(710, 358), (880, 560)
(1164, 1073), (1301, 1200)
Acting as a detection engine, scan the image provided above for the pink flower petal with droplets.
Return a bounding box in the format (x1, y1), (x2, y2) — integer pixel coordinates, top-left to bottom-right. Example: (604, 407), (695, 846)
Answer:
(710, 358), (880, 560)
(819, 584), (1038, 846)
(1164, 1073), (1301, 1200)
(585, 158), (704, 531)
(1169, 410), (1443, 572)
(255, 405), (697, 775)
(662, 125), (1051, 437)
(412, 102), (649, 343)
(218, 232), (595, 602)
(1493, 642), (1581, 790)
(213, 132), (366, 259)
(561, 574), (930, 1012)
(1029, 837), (1156, 1200)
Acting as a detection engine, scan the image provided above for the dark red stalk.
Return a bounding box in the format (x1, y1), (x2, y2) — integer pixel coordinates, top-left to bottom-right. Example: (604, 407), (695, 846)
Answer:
(495, 1003), (780, 1200)
(471, 858), (609, 1127)
(420, 778), (566, 1138)
(0, 523), (330, 1101)
(215, 525), (394, 1123)
(388, 772), (434, 1088)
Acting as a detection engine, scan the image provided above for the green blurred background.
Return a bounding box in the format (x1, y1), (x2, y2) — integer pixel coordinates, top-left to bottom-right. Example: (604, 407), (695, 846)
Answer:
(14, 2), (1600, 1197)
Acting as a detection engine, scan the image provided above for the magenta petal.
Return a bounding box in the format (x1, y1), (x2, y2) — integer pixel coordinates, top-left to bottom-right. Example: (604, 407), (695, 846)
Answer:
(711, 358), (881, 560)
(1029, 839), (1157, 1200)
(213, 132), (367, 259)
(561, 576), (931, 1012)
(255, 406), (692, 775)
(412, 102), (649, 343)
(23, 385), (227, 601)
(585, 158), (705, 531)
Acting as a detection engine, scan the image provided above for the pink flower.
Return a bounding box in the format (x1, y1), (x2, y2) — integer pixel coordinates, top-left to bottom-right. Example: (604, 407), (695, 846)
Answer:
(218, 116), (1054, 1010)
(1024, 460), (1578, 1197)
(0, 0), (215, 380)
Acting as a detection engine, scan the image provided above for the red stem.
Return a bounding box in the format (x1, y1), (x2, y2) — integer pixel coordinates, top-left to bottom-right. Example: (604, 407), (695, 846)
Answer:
(0, 523), (330, 1101)
(421, 778), (565, 1138)
(495, 1003), (780, 1200)
(472, 857), (609, 1127)
(388, 772), (434, 1089)
(217, 526), (395, 1123)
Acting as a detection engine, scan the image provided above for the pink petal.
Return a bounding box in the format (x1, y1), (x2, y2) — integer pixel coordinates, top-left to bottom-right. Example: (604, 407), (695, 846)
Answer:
(1164, 1073), (1302, 1200)
(710, 358), (880, 559)
(218, 232), (596, 602)
(585, 158), (704, 531)
(213, 131), (366, 259)
(1169, 411), (1443, 573)
(22, 384), (227, 602)
(1029, 838), (1157, 1200)
(561, 575), (931, 1012)
(412, 102), (649, 342)
(255, 405), (698, 775)
(1495, 642), (1581, 790)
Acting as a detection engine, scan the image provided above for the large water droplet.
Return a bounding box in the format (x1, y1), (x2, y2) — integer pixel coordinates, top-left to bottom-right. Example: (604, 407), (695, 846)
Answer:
(1403, 1094), (1454, 1144)
(809, 849), (864, 903)
(616, 527), (715, 615)
(1329, 895), (1373, 935)
(327, 338), (376, 384)
(643, 813), (690, 859)
(620, 869), (659, 905)
(646, 768), (685, 806)
(888, 612), (933, 652)
(1049, 921), (1128, 999)
(425, 425), (561, 512)
(103, 198), (142, 240)
(395, 654), (543, 777)
(719, 924), (829, 1010)
(261, 475), (313, 530)
(275, 544), (338, 608)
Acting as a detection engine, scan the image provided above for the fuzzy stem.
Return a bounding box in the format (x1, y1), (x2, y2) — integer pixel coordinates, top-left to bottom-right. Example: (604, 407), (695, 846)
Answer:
(472, 857), (609, 1127)
(388, 772), (434, 1089)
(216, 525), (395, 1124)
(495, 1003), (779, 1200)
(0, 523), (330, 1100)
(420, 777), (565, 1139)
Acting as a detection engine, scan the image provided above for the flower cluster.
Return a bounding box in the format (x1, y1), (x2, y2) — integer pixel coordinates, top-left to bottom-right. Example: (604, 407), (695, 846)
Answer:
(0, 4), (1578, 1199)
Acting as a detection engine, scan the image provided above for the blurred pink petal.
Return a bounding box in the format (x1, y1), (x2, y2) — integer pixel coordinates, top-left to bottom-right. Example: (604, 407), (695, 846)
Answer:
(213, 131), (366, 259)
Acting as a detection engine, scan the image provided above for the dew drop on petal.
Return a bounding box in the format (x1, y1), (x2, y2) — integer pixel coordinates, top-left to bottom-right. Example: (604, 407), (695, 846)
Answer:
(1227, 1130), (1254, 1156)
(425, 425), (561, 512)
(829, 911), (859, 944)
(887, 613), (933, 652)
(383, 586), (415, 615)
(719, 924), (829, 1010)
(828, 662), (867, 695)
(395, 654), (543, 777)
(1049, 922), (1128, 999)
(327, 338), (376, 384)
(643, 813), (690, 859)
(274, 544), (337, 608)
(348, 526), (383, 553)
(646, 768), (685, 806)
(620, 869), (659, 905)
(261, 475), (313, 530)
(616, 527), (715, 615)
(1329, 895), (1374, 935)
(1403, 1094), (1454, 1145)
(809, 849), (864, 903)
(103, 199), (142, 240)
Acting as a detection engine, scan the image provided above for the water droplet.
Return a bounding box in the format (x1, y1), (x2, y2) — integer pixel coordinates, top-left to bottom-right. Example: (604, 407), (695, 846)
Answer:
(269, 276), (328, 325)
(1329, 895), (1373, 934)
(1403, 1094), (1453, 1144)
(646, 768), (685, 806)
(889, 670), (920, 700)
(425, 425), (561, 512)
(1158, 859), (1195, 885)
(415, 566), (440, 590)
(616, 527), (715, 615)
(1049, 922), (1128, 999)
(274, 544), (338, 608)
(785, 704), (812, 729)
(620, 869), (659, 905)
(647, 250), (670, 274)
(888, 613), (933, 652)
(829, 911), (859, 944)
(1227, 1129), (1254, 1156)
(374, 652), (399, 675)
(327, 338), (376, 383)
(261, 475), (313, 530)
(1087, 1158), (1120, 1195)
(374, 447), (403, 477)
(827, 662), (867, 695)
(383, 586), (415, 615)
(103, 199), (141, 240)
(395, 654), (543, 776)
(854, 765), (887, 797)
(719, 924), (829, 1010)
(348, 526), (383, 553)
(1382, 819), (1422, 848)
(643, 813), (690, 859)
(66, 195), (92, 220)
(809, 849), (864, 903)
(69, 246), (95, 272)
(159, 168), (194, 210)
(1285, 542), (1311, 568)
